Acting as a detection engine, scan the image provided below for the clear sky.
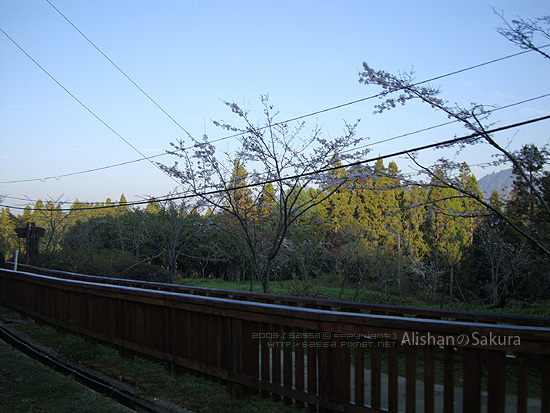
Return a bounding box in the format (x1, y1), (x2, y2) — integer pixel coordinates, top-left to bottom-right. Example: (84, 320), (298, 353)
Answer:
(1, 0), (549, 210)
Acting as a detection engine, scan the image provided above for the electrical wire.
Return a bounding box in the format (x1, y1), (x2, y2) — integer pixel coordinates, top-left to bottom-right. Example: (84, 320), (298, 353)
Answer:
(36, 0), (550, 145)
(1, 16), (548, 200)
(1, 21), (547, 186)
(0, 158), (504, 206)
(268, 45), (550, 127)
(342, 92), (550, 154)
(197, 43), (550, 148)
(0, 27), (181, 188)
(44, 0), (193, 140)
(2, 92), (548, 187)
(2, 114), (548, 212)
(0, 153), (167, 185)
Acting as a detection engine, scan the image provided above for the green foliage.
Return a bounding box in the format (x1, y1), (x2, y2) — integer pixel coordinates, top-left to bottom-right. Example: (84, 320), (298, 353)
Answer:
(0, 207), (20, 259)
(5, 146), (550, 310)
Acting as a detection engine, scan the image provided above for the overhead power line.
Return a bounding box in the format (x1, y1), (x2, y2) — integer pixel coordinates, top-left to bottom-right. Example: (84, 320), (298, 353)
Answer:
(0, 26), (181, 188)
(2, 114), (548, 212)
(2, 13), (547, 186)
(47, 0), (546, 150)
(1, 13), (548, 192)
(198, 43), (550, 149)
(3, 92), (548, 186)
(343, 92), (550, 154)
(271, 45), (550, 126)
(0, 157), (506, 206)
(0, 159), (506, 206)
(40, 0), (550, 145)
(44, 0), (193, 140)
(0, 153), (167, 185)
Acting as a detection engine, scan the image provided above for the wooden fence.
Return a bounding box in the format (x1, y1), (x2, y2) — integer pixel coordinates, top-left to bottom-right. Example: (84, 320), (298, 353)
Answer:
(1, 266), (549, 412)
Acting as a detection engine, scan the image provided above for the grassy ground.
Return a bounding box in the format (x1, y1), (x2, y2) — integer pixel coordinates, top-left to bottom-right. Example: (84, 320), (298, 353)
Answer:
(0, 336), (132, 413)
(177, 276), (427, 307)
(177, 275), (550, 318)
(0, 305), (298, 413)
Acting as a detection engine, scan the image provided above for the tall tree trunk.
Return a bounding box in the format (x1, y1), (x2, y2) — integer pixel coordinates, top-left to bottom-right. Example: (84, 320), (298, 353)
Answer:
(262, 261), (272, 294)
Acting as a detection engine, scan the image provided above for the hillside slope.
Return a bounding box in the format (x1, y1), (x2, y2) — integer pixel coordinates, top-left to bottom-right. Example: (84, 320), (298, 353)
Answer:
(478, 168), (513, 199)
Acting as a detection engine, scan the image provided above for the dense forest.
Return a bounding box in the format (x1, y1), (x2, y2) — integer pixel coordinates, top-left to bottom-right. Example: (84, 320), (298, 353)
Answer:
(1, 145), (549, 310)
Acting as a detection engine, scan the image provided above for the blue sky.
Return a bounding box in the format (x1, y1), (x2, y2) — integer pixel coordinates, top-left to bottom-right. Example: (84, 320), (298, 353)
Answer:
(1, 0), (549, 210)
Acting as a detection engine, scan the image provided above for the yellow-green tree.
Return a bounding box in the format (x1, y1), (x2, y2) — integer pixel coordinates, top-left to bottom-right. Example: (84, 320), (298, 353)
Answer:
(0, 207), (18, 261)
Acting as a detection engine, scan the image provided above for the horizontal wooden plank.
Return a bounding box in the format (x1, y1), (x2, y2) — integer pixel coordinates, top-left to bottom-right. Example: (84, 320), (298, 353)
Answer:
(2, 270), (549, 354)
(7, 264), (550, 327)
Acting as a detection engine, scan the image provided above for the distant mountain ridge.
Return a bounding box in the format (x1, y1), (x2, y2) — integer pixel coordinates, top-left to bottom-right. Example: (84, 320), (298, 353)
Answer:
(478, 168), (513, 199)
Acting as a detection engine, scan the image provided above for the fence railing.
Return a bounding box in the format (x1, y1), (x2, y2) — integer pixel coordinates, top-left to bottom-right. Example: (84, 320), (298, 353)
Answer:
(1, 266), (549, 412)
(8, 263), (550, 327)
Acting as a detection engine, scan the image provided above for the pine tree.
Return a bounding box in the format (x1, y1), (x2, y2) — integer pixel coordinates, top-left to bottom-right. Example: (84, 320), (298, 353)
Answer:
(399, 184), (429, 260)
(145, 197), (162, 214)
(227, 158), (253, 212)
(117, 194), (131, 215)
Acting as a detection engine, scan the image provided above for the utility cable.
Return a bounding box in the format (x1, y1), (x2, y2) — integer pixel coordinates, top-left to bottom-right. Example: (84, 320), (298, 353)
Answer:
(343, 92), (550, 154)
(0, 27), (182, 188)
(270, 44), (550, 127)
(2, 20), (548, 195)
(195, 43), (550, 148)
(34, 0), (550, 145)
(2, 92), (548, 186)
(8, 35), (542, 179)
(2, 114), (548, 212)
(44, 0), (193, 140)
(1, 23), (546, 185)
(0, 153), (167, 185)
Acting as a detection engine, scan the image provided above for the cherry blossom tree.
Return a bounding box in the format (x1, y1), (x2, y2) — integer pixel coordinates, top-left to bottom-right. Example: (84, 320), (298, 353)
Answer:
(161, 95), (368, 293)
